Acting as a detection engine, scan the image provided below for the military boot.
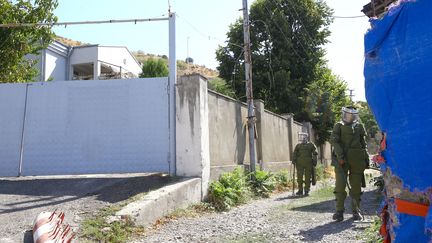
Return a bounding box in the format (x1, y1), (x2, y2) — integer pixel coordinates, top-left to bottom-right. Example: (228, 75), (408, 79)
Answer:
(296, 190), (303, 196)
(332, 211), (344, 222)
(352, 211), (363, 221)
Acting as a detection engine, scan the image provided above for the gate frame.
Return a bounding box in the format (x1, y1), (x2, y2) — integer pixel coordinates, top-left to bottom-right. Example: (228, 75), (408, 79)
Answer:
(168, 13), (177, 176)
(11, 14), (177, 177)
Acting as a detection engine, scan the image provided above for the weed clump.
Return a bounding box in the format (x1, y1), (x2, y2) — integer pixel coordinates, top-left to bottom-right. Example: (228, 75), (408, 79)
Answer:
(208, 167), (293, 211)
(208, 167), (251, 211)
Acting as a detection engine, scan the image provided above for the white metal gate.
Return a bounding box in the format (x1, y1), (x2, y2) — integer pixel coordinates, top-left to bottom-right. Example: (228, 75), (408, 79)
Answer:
(0, 78), (171, 176)
(0, 84), (27, 176)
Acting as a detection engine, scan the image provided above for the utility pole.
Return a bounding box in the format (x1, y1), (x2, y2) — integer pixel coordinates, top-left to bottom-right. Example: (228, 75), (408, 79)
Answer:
(242, 0), (257, 172)
(349, 89), (355, 103)
(186, 36), (190, 63)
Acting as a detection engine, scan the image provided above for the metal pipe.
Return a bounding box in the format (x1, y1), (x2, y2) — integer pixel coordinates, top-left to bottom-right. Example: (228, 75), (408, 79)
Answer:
(18, 84), (30, 176)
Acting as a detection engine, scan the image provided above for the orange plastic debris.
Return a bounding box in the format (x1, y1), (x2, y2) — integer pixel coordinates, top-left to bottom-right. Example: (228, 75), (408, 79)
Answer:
(395, 198), (429, 217)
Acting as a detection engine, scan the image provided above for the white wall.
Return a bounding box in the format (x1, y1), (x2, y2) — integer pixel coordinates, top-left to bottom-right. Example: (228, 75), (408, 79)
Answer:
(45, 49), (67, 81)
(176, 75), (210, 199)
(98, 46), (142, 76)
(70, 46), (98, 65)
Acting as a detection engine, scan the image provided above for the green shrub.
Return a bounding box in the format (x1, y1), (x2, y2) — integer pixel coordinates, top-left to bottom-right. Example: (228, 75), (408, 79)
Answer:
(208, 77), (236, 98)
(274, 170), (290, 191)
(208, 167), (250, 211)
(140, 58), (169, 78)
(177, 60), (188, 70)
(315, 163), (323, 180)
(361, 216), (384, 243)
(80, 206), (143, 243)
(315, 163), (331, 181)
(248, 169), (276, 198)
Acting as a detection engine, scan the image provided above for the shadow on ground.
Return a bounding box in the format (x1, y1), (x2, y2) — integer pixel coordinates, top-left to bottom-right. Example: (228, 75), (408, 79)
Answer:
(286, 189), (381, 242)
(275, 195), (300, 200)
(296, 219), (362, 241)
(0, 173), (176, 214)
(287, 190), (381, 216)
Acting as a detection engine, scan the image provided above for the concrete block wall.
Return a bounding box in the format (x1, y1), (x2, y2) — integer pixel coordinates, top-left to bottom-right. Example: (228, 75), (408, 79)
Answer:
(176, 74), (332, 185)
(207, 90), (251, 181)
(255, 101), (291, 172)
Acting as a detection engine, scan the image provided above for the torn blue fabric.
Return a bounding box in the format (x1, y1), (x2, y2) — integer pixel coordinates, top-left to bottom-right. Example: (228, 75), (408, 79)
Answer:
(364, 0), (432, 242)
(364, 0), (432, 191)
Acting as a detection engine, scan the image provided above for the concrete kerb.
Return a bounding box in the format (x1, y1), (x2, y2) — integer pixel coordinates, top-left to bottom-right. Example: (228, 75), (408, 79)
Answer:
(116, 177), (202, 227)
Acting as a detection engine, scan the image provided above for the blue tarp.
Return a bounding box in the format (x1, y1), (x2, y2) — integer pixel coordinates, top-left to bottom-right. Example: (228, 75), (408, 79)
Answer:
(364, 0), (432, 241)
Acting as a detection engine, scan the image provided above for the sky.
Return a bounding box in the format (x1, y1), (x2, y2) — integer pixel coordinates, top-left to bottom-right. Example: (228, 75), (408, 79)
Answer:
(52, 0), (371, 101)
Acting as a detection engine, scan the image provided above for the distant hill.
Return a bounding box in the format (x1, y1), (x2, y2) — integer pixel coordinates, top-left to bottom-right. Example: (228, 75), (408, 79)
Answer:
(132, 50), (219, 79)
(55, 36), (87, 46)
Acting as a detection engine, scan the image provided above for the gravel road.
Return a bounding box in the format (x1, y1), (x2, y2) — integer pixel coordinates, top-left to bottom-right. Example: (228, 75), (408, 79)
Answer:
(135, 178), (381, 243)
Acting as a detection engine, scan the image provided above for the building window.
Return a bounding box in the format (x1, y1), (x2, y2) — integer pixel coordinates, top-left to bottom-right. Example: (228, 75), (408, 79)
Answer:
(72, 63), (94, 80)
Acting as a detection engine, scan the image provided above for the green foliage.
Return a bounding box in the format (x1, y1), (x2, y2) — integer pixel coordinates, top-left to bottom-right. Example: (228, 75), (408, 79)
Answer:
(274, 170), (290, 190)
(361, 216), (384, 243)
(0, 0), (58, 82)
(208, 168), (291, 210)
(248, 169), (276, 197)
(303, 67), (351, 145)
(314, 163), (326, 181)
(177, 60), (188, 71)
(80, 206), (144, 243)
(357, 101), (379, 138)
(208, 77), (236, 98)
(139, 57), (169, 78)
(309, 182), (334, 200)
(216, 0), (334, 116)
(208, 167), (251, 211)
(216, 0), (348, 143)
(167, 202), (215, 220)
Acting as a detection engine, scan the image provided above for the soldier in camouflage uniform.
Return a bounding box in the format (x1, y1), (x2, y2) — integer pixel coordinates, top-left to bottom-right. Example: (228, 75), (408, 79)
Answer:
(330, 106), (369, 222)
(292, 132), (318, 196)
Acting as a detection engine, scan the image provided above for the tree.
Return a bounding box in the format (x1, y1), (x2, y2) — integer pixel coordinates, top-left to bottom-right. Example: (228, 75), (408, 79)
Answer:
(0, 0), (58, 83)
(216, 0), (333, 117)
(139, 58), (169, 78)
(208, 77), (236, 98)
(303, 66), (350, 145)
(357, 101), (379, 138)
(216, 0), (347, 144)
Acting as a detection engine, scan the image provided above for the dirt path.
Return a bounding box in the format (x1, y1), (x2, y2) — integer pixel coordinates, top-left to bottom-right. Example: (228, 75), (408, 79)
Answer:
(135, 179), (381, 243)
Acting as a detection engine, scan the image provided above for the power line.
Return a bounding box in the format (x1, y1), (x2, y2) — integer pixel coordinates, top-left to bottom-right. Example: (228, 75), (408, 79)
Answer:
(275, 0), (317, 53)
(0, 16), (169, 28)
(251, 19), (275, 90)
(262, 2), (307, 66)
(332, 15), (366, 19)
(231, 49), (245, 91)
(175, 13), (245, 50)
(175, 13), (215, 40)
(267, 0), (312, 59)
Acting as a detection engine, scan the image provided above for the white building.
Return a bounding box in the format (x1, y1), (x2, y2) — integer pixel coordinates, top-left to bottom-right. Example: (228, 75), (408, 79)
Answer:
(34, 40), (142, 81)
